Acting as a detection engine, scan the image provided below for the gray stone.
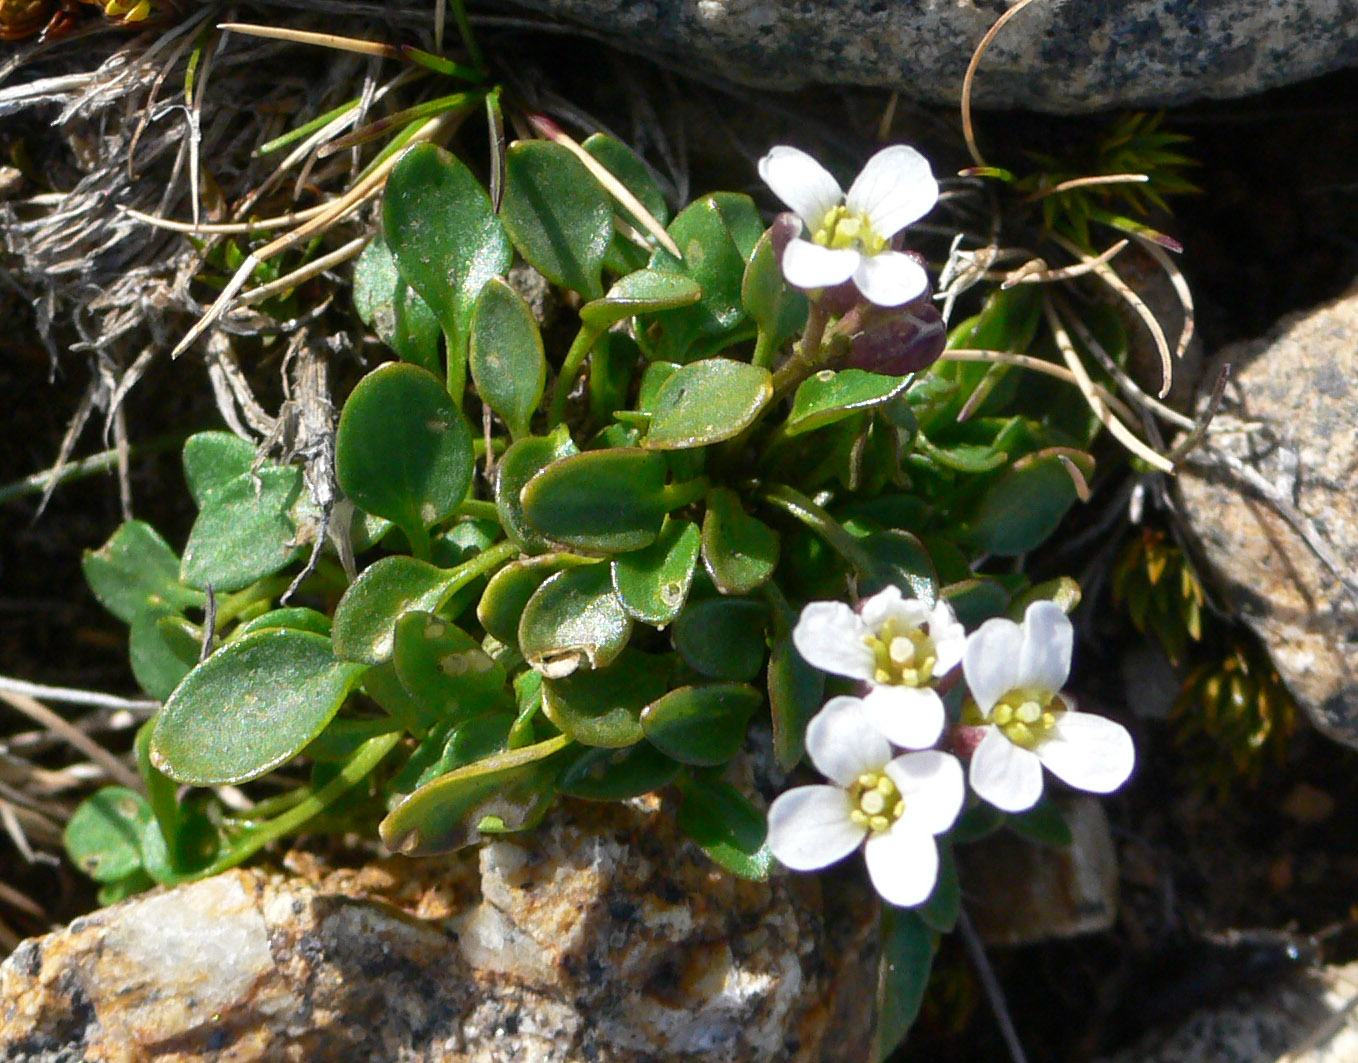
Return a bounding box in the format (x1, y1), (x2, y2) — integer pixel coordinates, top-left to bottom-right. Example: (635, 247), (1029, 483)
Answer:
(1176, 278), (1358, 751)
(504, 0), (1358, 113)
(0, 796), (877, 1062)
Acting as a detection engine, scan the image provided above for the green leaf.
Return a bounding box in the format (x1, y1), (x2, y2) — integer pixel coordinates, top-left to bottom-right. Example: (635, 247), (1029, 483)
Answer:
(643, 359), (772, 451)
(379, 733), (572, 855)
(581, 132), (670, 229)
(129, 601), (198, 701)
(541, 648), (668, 747)
(521, 448), (671, 554)
(180, 466), (303, 592)
(332, 556), (458, 664)
(951, 799), (1006, 844)
(872, 907), (937, 1061)
(151, 630), (368, 785)
(501, 139), (612, 300)
(363, 659), (443, 736)
(1008, 797), (1072, 848)
(383, 143), (512, 367)
(641, 683), (761, 766)
(701, 488), (779, 595)
(234, 607), (332, 638)
(181, 432), (256, 507)
(1010, 576), (1082, 618)
(675, 776), (772, 880)
(84, 520), (203, 624)
(496, 428), (577, 554)
(915, 841), (960, 933)
(579, 270), (702, 331)
(469, 277), (546, 440)
(913, 431), (1009, 474)
(353, 236), (442, 374)
(393, 611), (510, 724)
(768, 636), (825, 771)
(611, 517), (701, 626)
(940, 579), (1010, 630)
(519, 563), (632, 677)
(335, 362), (473, 553)
(671, 597), (768, 681)
(708, 192), (765, 258)
(786, 369), (908, 436)
(742, 227), (808, 353)
(856, 530), (938, 605)
(64, 787), (152, 883)
(558, 742), (681, 801)
(966, 449), (1092, 556)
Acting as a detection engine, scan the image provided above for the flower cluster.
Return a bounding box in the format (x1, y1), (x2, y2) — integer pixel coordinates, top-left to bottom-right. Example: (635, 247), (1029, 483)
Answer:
(767, 588), (1134, 907)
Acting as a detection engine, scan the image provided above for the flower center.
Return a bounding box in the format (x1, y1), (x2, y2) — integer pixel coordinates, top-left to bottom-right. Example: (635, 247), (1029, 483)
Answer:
(989, 689), (1065, 750)
(864, 618), (936, 687)
(848, 771), (905, 835)
(813, 204), (888, 256)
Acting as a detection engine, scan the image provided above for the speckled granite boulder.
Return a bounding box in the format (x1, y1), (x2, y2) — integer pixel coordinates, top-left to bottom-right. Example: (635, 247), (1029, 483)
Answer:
(0, 798), (877, 1062)
(1177, 278), (1358, 751)
(503, 0), (1358, 113)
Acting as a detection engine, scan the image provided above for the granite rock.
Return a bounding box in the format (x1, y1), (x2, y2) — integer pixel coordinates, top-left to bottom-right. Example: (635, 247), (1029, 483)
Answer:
(504, 0), (1358, 113)
(1176, 278), (1358, 751)
(0, 797), (877, 1062)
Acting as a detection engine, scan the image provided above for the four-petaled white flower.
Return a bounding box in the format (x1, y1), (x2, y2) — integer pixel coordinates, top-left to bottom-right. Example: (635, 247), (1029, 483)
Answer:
(962, 601), (1135, 813)
(758, 144), (939, 307)
(793, 586), (966, 750)
(767, 696), (964, 907)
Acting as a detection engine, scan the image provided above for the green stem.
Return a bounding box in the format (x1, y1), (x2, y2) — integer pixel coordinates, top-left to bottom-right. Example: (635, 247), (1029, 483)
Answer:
(192, 732), (401, 880)
(406, 520), (432, 563)
(256, 99), (360, 156)
(660, 477), (711, 511)
(751, 327), (778, 371)
(757, 483), (869, 567)
(548, 324), (603, 427)
(442, 539), (519, 597)
(454, 498), (501, 522)
(770, 302), (831, 402)
(0, 436), (182, 505)
(212, 575), (292, 629)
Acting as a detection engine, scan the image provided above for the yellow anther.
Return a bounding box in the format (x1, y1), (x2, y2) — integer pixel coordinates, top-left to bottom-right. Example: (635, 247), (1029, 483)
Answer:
(875, 777), (894, 795)
(857, 773), (876, 788)
(868, 814), (890, 832)
(993, 704), (1014, 726)
(850, 809), (870, 827)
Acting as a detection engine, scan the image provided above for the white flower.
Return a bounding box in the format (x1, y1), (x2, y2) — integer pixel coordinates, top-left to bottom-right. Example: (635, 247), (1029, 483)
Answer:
(962, 601), (1135, 813)
(758, 144), (939, 307)
(792, 586), (966, 749)
(767, 696), (964, 907)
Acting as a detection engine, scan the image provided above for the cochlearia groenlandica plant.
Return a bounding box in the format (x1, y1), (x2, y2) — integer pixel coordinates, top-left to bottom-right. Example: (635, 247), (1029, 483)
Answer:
(71, 129), (1155, 1057)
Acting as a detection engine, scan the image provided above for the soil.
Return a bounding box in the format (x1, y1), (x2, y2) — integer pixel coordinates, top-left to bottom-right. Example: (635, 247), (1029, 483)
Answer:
(1, 18), (1357, 1061)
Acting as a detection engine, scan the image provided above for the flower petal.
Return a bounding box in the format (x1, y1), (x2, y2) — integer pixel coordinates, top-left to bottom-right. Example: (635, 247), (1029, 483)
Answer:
(1015, 601), (1073, 693)
(962, 618), (1023, 713)
(783, 240), (860, 290)
(1037, 712), (1135, 794)
(792, 600), (874, 681)
(758, 146), (844, 230)
(928, 600), (967, 675)
(969, 727), (1044, 812)
(767, 785), (865, 871)
(806, 695), (891, 785)
(864, 825), (939, 907)
(861, 684), (945, 750)
(853, 250), (929, 308)
(859, 585), (930, 632)
(845, 145), (939, 238)
(885, 750), (965, 835)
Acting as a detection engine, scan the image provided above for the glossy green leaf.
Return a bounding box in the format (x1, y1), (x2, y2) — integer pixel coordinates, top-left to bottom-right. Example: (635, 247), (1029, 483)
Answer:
(438, 712), (515, 775)
(913, 430), (1009, 474)
(519, 564), (632, 677)
(151, 629), (368, 785)
(180, 466), (303, 592)
(675, 776), (772, 880)
(64, 786), (152, 883)
(636, 361), (681, 413)
(1010, 576), (1082, 617)
(588, 331), (642, 422)
(611, 517), (701, 625)
(129, 601), (198, 701)
(496, 428), (577, 554)
(701, 488), (779, 595)
(331, 556), (458, 664)
(181, 432), (255, 507)
(644, 359), (771, 451)
(501, 140), (612, 300)
(940, 579), (1010, 630)
(872, 908), (937, 1061)
(335, 362), (473, 552)
(383, 143), (512, 362)
(581, 132), (670, 228)
(234, 607), (332, 639)
(363, 659), (442, 736)
(84, 520), (202, 624)
(521, 448), (671, 554)
(708, 192), (765, 259)
(579, 270), (702, 331)
(353, 236), (442, 373)
(768, 636), (825, 770)
(379, 733), (572, 855)
(786, 369), (907, 436)
(856, 530), (937, 605)
(967, 449), (1093, 556)
(641, 683), (761, 766)
(558, 742), (681, 801)
(469, 277), (546, 440)
(671, 597), (768, 681)
(741, 228), (807, 351)
(477, 557), (552, 646)
(541, 648), (667, 747)
(393, 611), (510, 724)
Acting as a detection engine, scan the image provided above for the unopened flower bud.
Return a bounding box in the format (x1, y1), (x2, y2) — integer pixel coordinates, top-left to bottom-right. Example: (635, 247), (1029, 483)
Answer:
(848, 302), (946, 376)
(768, 212), (803, 264)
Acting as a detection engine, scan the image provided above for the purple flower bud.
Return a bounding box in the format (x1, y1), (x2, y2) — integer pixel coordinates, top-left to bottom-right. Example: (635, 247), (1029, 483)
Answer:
(847, 302), (946, 376)
(768, 212), (803, 264)
(818, 280), (864, 317)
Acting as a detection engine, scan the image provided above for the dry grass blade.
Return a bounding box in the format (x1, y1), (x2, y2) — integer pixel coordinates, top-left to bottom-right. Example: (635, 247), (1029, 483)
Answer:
(940, 348), (1142, 427)
(218, 22), (402, 62)
(1130, 231), (1196, 359)
(1001, 241), (1129, 287)
(121, 202), (335, 234)
(960, 0), (1048, 169)
(0, 690), (142, 791)
(237, 234), (371, 306)
(1023, 174), (1150, 201)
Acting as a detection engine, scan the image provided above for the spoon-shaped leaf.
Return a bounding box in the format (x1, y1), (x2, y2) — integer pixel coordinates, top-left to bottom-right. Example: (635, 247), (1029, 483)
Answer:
(84, 520), (203, 624)
(558, 742), (681, 801)
(671, 597), (769, 680)
(331, 556), (458, 664)
(63, 787), (152, 884)
(641, 683), (762, 766)
(521, 448), (671, 555)
(701, 488), (779, 595)
(644, 359), (771, 451)
(611, 517), (701, 626)
(469, 277), (546, 440)
(519, 564), (632, 677)
(496, 427), (577, 554)
(541, 648), (668, 748)
(579, 270), (702, 331)
(353, 236), (442, 374)
(786, 369), (908, 436)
